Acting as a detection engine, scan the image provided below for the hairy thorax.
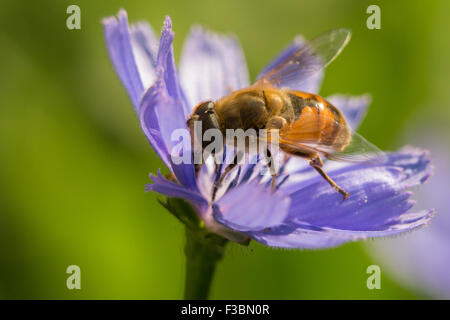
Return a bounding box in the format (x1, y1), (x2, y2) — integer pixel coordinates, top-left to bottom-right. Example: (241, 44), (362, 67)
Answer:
(214, 88), (293, 133)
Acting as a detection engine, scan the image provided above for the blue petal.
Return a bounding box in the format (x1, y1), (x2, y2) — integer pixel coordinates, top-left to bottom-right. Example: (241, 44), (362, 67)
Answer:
(284, 148), (432, 232)
(157, 17), (191, 118)
(249, 224), (351, 249)
(179, 26), (250, 108)
(248, 209), (433, 249)
(384, 146), (432, 188)
(139, 81), (172, 168)
(140, 17), (198, 190)
(213, 180), (291, 231)
(129, 21), (159, 89)
(140, 84), (198, 189)
(102, 10), (145, 111)
(327, 94), (371, 130)
(256, 35), (323, 94)
(146, 170), (208, 208)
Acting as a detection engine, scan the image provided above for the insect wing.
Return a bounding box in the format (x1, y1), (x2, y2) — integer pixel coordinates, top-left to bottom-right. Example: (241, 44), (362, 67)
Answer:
(254, 29), (351, 89)
(325, 131), (386, 163)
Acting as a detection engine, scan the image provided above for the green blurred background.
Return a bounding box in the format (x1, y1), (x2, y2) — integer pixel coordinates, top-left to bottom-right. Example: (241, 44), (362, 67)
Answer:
(0, 0), (449, 299)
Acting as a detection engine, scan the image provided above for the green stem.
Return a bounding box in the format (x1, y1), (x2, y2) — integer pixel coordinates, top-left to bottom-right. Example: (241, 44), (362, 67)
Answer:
(184, 227), (227, 300)
(158, 197), (228, 300)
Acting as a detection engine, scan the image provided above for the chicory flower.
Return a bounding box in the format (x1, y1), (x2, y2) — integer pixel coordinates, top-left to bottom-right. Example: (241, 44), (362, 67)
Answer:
(102, 10), (433, 249)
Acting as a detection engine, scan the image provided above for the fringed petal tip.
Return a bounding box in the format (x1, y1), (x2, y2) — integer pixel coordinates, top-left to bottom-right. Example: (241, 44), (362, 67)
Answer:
(118, 8), (127, 18)
(101, 16), (115, 27)
(164, 15), (173, 31)
(398, 209), (436, 229)
(145, 169), (207, 207)
(101, 8), (128, 25)
(159, 16), (174, 45)
(391, 146), (433, 189)
(145, 169), (165, 190)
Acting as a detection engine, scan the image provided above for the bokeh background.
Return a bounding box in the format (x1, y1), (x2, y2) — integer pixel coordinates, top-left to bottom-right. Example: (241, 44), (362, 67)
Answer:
(1, 0), (449, 299)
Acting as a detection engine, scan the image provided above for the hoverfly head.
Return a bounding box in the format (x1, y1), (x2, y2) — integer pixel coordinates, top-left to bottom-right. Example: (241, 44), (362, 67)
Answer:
(187, 101), (220, 150)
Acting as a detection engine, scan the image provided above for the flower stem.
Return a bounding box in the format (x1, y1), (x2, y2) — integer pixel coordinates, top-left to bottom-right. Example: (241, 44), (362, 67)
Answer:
(184, 227), (227, 300)
(157, 197), (228, 300)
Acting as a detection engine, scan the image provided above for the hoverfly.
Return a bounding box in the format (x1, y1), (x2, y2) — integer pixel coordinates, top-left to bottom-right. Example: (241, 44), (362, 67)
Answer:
(187, 29), (385, 201)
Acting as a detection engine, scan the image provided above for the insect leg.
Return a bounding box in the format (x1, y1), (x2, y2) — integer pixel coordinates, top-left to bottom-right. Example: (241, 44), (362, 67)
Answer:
(309, 155), (350, 200)
(264, 149), (277, 191)
(265, 118), (288, 192)
(212, 152), (241, 202)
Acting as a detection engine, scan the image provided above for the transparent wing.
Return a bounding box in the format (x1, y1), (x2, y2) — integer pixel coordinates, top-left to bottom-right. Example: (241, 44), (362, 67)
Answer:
(324, 131), (387, 163)
(277, 112), (386, 164)
(254, 29), (351, 89)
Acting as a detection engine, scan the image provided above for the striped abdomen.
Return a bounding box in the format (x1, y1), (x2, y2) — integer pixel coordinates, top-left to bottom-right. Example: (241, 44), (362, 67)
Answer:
(284, 91), (351, 152)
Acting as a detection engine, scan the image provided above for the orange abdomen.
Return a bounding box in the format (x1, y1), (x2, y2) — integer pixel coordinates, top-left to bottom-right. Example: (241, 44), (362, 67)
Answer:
(285, 91), (351, 151)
